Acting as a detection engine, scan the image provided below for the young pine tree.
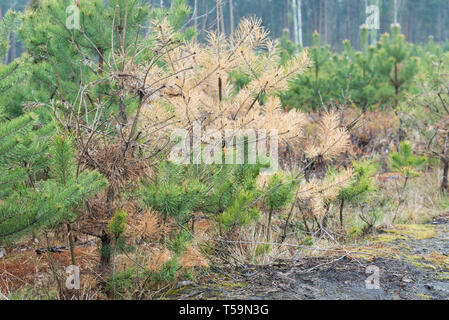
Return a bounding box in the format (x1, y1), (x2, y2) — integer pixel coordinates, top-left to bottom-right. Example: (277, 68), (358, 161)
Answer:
(344, 27), (379, 109)
(263, 173), (296, 241)
(108, 209), (127, 294)
(375, 24), (419, 108)
(337, 160), (377, 227)
(277, 29), (299, 66)
(408, 54), (449, 192)
(282, 31), (332, 110)
(389, 141), (427, 223)
(49, 134), (108, 264)
(0, 113), (107, 245)
(20, 0), (149, 109)
(390, 141), (427, 179)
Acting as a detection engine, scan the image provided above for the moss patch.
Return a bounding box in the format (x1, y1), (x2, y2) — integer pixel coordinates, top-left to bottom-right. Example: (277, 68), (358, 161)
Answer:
(416, 293), (432, 300)
(437, 272), (449, 281)
(400, 252), (449, 271)
(374, 232), (407, 243)
(377, 224), (437, 242)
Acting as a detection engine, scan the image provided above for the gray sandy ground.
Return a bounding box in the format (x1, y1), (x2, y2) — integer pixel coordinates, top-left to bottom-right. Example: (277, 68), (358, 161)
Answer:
(164, 216), (449, 300)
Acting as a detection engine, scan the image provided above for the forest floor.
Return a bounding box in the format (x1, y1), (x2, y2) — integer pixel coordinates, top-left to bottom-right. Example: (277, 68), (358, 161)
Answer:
(163, 214), (449, 300)
(1, 214), (449, 300)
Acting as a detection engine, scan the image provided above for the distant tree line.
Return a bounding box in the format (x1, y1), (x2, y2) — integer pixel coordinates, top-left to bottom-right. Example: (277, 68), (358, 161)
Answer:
(177, 0), (449, 50)
(2, 0), (449, 62)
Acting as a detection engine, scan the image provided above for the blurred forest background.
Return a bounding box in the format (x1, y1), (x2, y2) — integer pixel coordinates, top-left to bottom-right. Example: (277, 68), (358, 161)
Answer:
(2, 0), (449, 63)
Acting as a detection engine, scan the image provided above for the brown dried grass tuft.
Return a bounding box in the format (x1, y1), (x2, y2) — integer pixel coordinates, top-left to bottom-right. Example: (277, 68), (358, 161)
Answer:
(0, 245), (100, 297)
(83, 142), (153, 194)
(180, 245), (209, 268)
(381, 169), (447, 224)
(127, 210), (168, 244)
(215, 223), (299, 266)
(344, 108), (400, 155)
(76, 141), (154, 237)
(145, 248), (173, 272)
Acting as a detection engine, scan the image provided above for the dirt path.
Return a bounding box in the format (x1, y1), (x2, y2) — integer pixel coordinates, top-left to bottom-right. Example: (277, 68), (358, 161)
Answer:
(165, 215), (449, 300)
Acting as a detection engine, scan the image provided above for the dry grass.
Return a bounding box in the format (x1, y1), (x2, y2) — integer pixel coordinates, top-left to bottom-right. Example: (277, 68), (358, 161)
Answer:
(180, 246), (209, 269)
(126, 210), (168, 244)
(83, 142), (153, 193)
(343, 108), (400, 155)
(0, 245), (102, 300)
(379, 169), (447, 224)
(219, 223), (300, 266)
(144, 248), (173, 272)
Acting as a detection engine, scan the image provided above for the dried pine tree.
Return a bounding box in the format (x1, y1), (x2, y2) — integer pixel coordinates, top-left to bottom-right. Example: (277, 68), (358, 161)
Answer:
(131, 18), (354, 236)
(36, 11), (354, 266)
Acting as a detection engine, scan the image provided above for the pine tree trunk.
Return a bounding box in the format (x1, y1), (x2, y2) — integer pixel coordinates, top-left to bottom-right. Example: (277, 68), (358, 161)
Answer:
(119, 95), (128, 126)
(100, 233), (112, 271)
(297, 0), (303, 47)
(98, 48), (104, 75)
(346, 0), (350, 45)
(67, 224), (76, 266)
(292, 0), (298, 44)
(3, 35), (9, 65)
(318, 0), (322, 35)
(442, 159), (449, 192)
(323, 0), (327, 44)
(394, 62), (399, 108)
(339, 199), (345, 227)
(220, 0), (225, 35)
(320, 205), (331, 236)
(216, 0), (221, 34)
(372, 0), (379, 45)
(194, 0), (198, 30)
(201, 0), (208, 31)
(229, 0), (234, 34)
(267, 209), (273, 241)
(284, 0), (288, 30)
(394, 0), (398, 24)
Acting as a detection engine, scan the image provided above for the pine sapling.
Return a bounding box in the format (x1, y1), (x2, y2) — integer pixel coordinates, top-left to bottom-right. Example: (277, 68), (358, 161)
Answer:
(390, 141), (427, 223)
(337, 160), (377, 228)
